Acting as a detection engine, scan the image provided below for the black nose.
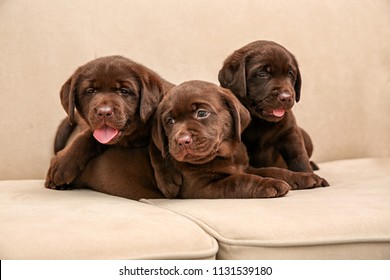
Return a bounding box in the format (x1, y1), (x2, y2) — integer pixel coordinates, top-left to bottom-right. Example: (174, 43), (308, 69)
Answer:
(278, 92), (293, 103)
(97, 106), (113, 118)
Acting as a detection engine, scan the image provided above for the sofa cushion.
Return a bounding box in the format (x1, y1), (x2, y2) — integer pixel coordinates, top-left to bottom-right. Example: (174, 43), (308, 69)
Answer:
(144, 158), (390, 259)
(0, 180), (218, 259)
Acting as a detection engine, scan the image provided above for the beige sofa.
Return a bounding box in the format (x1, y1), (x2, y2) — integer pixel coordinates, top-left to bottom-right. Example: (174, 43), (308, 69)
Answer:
(1, 0), (389, 259)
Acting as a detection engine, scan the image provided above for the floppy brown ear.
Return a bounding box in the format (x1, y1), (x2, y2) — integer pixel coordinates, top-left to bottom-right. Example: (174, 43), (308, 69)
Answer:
(151, 105), (169, 158)
(220, 88), (251, 142)
(218, 56), (247, 99)
(294, 67), (302, 102)
(139, 75), (164, 123)
(59, 73), (78, 125)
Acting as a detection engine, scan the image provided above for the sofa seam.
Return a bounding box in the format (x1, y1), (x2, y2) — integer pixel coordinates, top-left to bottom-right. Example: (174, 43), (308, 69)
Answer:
(141, 199), (390, 248)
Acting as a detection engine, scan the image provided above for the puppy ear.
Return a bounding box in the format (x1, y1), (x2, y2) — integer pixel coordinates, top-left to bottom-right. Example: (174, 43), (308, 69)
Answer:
(139, 75), (164, 123)
(218, 56), (247, 99)
(294, 67), (302, 102)
(220, 88), (251, 142)
(151, 105), (169, 158)
(59, 74), (78, 125)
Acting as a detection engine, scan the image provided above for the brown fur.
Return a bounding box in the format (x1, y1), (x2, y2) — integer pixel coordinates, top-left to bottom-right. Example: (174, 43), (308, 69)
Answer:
(151, 80), (328, 199)
(45, 55), (174, 199)
(219, 40), (321, 175)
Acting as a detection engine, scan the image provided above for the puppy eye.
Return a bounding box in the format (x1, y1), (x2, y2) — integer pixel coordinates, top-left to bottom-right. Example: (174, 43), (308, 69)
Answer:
(195, 109), (210, 119)
(256, 66), (271, 78)
(166, 117), (175, 125)
(288, 71), (295, 79)
(117, 88), (132, 96)
(86, 88), (96, 94)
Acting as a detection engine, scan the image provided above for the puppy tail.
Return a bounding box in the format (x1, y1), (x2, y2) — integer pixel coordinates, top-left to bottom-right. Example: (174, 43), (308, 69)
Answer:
(53, 117), (77, 154)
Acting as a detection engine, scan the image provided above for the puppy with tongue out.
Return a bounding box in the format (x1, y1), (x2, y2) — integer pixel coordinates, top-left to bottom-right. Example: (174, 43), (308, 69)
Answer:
(219, 41), (325, 183)
(45, 55), (174, 199)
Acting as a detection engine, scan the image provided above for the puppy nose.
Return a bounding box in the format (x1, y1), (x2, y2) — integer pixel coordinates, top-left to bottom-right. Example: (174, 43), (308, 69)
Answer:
(278, 92), (293, 103)
(97, 106), (113, 118)
(176, 134), (192, 146)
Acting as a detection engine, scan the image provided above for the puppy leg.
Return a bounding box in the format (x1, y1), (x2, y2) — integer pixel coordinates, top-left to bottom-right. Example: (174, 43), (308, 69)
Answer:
(75, 146), (165, 199)
(53, 118), (76, 154)
(182, 174), (290, 199)
(300, 128), (319, 170)
(246, 166), (329, 189)
(278, 127), (313, 172)
(45, 130), (103, 189)
(149, 142), (182, 198)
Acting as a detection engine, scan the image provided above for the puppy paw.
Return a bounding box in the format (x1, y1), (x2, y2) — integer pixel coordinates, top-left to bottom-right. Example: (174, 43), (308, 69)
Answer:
(288, 172), (329, 190)
(156, 171), (183, 198)
(257, 179), (291, 198)
(44, 179), (73, 190)
(44, 153), (81, 189)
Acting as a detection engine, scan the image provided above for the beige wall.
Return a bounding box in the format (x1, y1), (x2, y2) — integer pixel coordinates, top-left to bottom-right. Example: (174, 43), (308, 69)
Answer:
(1, 0), (389, 179)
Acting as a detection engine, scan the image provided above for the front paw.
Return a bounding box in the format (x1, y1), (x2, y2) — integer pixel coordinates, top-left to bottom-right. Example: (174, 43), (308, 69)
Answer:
(257, 178), (291, 198)
(288, 172), (329, 190)
(156, 171), (183, 198)
(44, 154), (80, 189)
(44, 178), (73, 190)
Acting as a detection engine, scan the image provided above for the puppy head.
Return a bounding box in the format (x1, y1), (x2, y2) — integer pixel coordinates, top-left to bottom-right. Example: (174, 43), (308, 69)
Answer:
(218, 40), (302, 122)
(59, 55), (169, 144)
(152, 80), (251, 164)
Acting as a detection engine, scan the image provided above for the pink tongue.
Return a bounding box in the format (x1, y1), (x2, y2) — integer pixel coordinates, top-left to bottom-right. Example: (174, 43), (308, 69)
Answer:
(272, 109), (285, 117)
(93, 126), (119, 144)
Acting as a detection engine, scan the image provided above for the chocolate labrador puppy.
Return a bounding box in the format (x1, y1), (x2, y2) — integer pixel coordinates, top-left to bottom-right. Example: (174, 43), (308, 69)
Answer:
(45, 55), (174, 199)
(150, 80), (328, 199)
(219, 40), (321, 175)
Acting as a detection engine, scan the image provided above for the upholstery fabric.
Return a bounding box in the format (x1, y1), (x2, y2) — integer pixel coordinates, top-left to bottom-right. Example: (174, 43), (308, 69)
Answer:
(144, 158), (390, 259)
(0, 180), (218, 260)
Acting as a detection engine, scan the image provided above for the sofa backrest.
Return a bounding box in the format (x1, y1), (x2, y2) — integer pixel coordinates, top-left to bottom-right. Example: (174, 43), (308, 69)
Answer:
(1, 0), (389, 180)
